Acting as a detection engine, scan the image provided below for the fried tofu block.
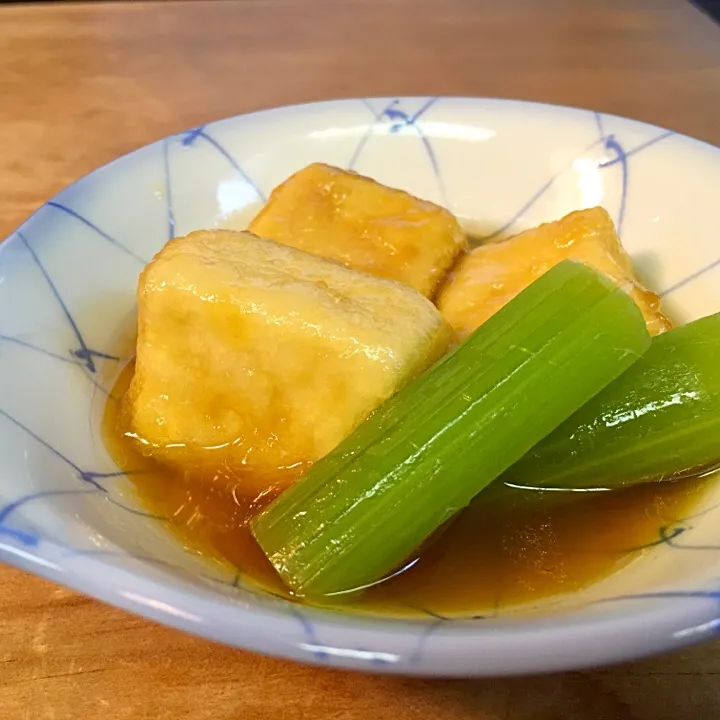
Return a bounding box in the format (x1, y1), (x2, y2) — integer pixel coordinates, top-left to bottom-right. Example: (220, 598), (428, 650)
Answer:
(437, 207), (672, 339)
(248, 163), (467, 297)
(124, 230), (451, 486)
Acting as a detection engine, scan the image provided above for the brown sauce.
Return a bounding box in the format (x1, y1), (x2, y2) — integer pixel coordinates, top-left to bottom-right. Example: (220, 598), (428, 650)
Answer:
(103, 361), (708, 619)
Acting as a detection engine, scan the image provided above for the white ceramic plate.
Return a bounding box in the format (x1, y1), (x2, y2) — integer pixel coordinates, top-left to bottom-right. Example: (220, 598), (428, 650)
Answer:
(1, 97), (720, 677)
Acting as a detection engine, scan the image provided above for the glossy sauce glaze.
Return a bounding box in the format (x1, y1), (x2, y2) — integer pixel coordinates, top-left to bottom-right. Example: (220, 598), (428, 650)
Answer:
(103, 361), (707, 618)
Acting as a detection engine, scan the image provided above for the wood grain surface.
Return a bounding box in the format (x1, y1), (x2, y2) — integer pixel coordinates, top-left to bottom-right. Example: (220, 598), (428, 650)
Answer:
(2, 1), (720, 718)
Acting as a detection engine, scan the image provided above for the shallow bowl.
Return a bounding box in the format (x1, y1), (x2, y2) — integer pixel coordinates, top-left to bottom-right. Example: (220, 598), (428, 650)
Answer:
(2, 97), (720, 676)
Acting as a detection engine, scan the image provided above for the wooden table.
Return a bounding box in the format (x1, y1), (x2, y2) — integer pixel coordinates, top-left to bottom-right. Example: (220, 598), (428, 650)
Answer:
(2, 1), (720, 718)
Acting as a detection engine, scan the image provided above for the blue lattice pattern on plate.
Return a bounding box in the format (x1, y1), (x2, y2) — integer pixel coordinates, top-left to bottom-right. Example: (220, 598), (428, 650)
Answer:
(1, 98), (720, 675)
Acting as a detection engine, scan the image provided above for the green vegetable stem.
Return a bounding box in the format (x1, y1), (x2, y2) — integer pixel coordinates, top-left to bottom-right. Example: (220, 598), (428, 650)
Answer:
(501, 312), (720, 493)
(252, 261), (651, 596)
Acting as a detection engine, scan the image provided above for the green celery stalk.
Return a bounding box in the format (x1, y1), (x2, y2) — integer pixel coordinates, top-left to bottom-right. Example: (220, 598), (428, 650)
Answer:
(500, 312), (720, 493)
(251, 261), (651, 596)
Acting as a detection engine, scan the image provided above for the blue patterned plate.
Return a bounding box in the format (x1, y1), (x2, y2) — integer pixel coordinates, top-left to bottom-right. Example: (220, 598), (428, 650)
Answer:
(1, 98), (720, 676)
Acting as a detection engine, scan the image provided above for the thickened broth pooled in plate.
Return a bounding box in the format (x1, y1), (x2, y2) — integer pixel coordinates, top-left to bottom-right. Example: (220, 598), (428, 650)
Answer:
(104, 360), (707, 617)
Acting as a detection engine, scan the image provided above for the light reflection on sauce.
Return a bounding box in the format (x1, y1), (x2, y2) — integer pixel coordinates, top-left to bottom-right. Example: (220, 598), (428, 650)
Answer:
(103, 360), (708, 618)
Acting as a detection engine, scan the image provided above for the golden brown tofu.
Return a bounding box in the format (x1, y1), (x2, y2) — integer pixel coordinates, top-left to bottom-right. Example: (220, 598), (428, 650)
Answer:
(248, 163), (467, 297)
(124, 230), (451, 489)
(437, 207), (672, 339)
